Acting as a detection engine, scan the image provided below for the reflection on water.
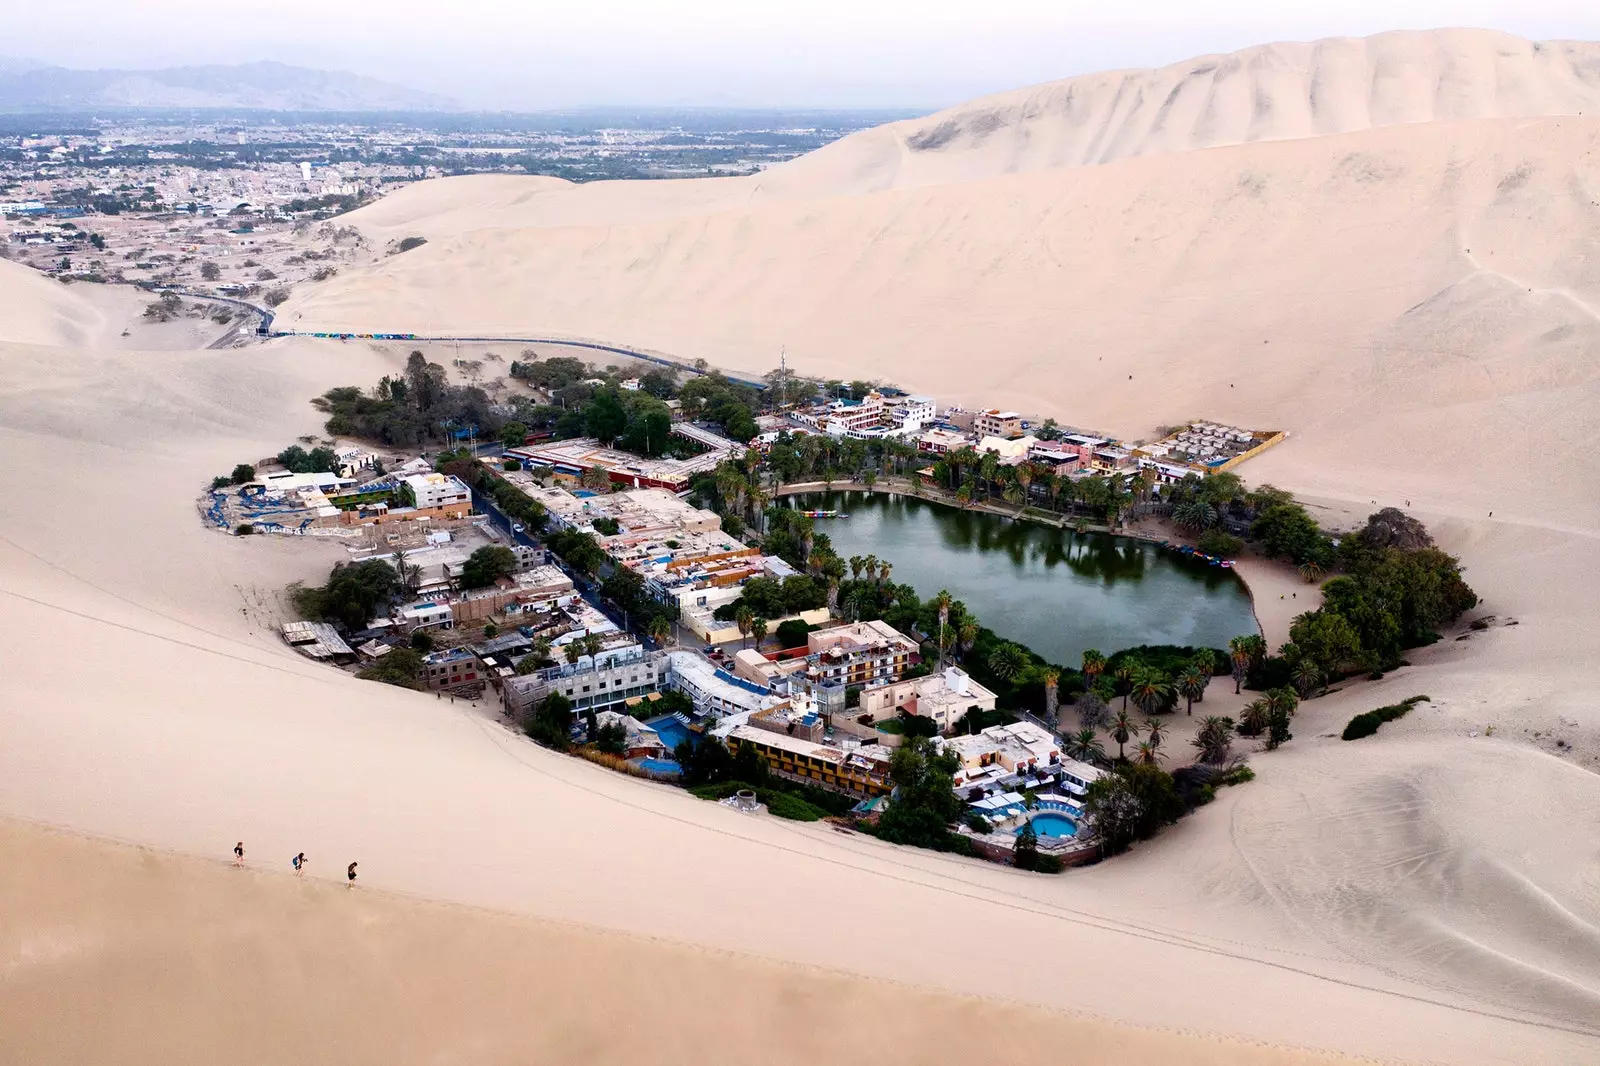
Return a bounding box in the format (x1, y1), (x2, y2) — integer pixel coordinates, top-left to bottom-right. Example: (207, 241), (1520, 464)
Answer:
(790, 491), (1258, 665)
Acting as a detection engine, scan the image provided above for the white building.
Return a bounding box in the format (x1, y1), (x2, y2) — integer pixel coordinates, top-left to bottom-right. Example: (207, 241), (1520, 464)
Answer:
(404, 472), (472, 510)
(859, 666), (998, 734)
(501, 644), (666, 716)
(887, 395), (936, 432)
(664, 651), (789, 718)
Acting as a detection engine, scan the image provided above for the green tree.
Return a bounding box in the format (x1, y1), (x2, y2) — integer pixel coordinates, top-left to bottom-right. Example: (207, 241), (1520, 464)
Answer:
(459, 545), (516, 589)
(1040, 668), (1060, 730)
(357, 646), (423, 689)
(500, 421), (529, 448)
(875, 737), (968, 853)
(230, 463), (256, 484)
(1083, 763), (1184, 856)
(750, 616), (768, 650)
(1013, 818), (1043, 870)
(1288, 609), (1363, 679)
(521, 691), (574, 749)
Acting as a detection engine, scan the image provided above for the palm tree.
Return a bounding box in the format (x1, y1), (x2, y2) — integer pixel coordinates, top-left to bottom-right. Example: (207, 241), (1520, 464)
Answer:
(1134, 740), (1165, 766)
(750, 616), (768, 650)
(1109, 708), (1141, 761)
(735, 605), (755, 648)
(1081, 649), (1106, 691)
(1291, 658), (1322, 697)
(1191, 648), (1219, 681)
(934, 590), (952, 669)
(1112, 660), (1139, 711)
(646, 615), (671, 647)
(1040, 668), (1060, 731)
(1265, 686), (1300, 722)
(863, 554), (879, 584)
(1176, 665), (1208, 715)
(848, 555), (865, 581)
(1130, 668), (1172, 717)
(1192, 716), (1235, 765)
(531, 637), (551, 665)
(1228, 635), (1252, 694)
(1238, 698), (1270, 737)
(563, 641), (583, 668)
(1003, 481), (1025, 513)
(987, 642), (1028, 683)
(1143, 716), (1168, 749)
(1298, 560), (1325, 584)
(957, 621), (979, 662)
(955, 483), (971, 508)
(1242, 634), (1269, 670)
(391, 549), (421, 597)
(877, 560), (892, 587)
(1067, 728), (1105, 765)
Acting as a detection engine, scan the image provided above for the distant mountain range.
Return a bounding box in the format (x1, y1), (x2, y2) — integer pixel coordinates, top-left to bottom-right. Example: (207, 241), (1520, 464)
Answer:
(0, 59), (457, 111)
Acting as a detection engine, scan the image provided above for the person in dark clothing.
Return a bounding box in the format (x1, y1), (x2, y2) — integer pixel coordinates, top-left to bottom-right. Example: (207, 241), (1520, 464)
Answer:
(233, 841), (244, 866)
(347, 861), (358, 888)
(292, 852), (307, 876)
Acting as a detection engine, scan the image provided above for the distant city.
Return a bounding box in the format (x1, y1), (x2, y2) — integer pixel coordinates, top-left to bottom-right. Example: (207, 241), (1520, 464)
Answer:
(0, 107), (922, 293)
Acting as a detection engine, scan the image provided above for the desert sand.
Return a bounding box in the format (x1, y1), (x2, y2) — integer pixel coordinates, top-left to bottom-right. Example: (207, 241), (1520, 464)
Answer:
(4, 27), (1600, 1065)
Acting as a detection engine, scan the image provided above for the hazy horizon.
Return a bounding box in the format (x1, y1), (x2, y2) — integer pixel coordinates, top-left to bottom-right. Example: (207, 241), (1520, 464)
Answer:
(9, 2), (1600, 110)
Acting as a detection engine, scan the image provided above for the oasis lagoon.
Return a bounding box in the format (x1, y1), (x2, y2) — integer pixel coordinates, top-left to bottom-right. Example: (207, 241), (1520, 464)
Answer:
(787, 491), (1259, 666)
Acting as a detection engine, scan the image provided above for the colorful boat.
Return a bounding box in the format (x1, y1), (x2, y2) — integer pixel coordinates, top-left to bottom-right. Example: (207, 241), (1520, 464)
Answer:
(800, 509), (846, 518)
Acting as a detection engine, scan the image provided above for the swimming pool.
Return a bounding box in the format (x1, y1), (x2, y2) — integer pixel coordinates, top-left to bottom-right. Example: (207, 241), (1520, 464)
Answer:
(644, 714), (691, 752)
(1018, 812), (1079, 839)
(636, 757), (682, 775)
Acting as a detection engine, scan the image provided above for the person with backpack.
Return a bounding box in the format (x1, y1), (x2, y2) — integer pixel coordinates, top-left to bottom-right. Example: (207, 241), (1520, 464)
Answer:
(292, 852), (307, 877)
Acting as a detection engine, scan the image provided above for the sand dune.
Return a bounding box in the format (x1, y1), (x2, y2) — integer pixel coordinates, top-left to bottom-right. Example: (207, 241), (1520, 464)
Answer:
(781, 29), (1600, 188)
(6, 29), (1600, 1064)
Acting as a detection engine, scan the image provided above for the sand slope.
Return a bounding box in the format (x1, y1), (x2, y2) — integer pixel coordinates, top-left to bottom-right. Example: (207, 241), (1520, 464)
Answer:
(0, 259), (114, 346)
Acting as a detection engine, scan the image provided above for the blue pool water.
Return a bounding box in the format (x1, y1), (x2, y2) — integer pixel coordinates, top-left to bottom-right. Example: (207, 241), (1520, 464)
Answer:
(1018, 812), (1079, 839)
(636, 757), (682, 775)
(644, 714), (691, 752)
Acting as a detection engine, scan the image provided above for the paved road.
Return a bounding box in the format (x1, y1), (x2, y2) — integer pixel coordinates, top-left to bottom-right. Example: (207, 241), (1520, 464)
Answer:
(266, 329), (765, 389)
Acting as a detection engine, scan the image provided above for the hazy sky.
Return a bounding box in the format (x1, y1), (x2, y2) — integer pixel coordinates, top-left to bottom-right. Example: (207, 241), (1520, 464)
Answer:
(10, 1), (1600, 108)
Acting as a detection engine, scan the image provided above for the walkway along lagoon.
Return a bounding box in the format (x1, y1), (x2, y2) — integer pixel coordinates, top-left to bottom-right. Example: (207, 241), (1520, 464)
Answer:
(784, 490), (1259, 666)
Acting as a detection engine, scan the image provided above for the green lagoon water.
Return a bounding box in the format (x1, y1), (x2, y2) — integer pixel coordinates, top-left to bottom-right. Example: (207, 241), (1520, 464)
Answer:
(788, 491), (1259, 666)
